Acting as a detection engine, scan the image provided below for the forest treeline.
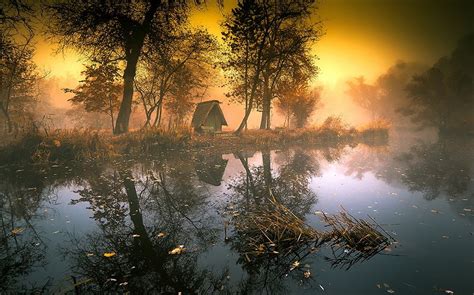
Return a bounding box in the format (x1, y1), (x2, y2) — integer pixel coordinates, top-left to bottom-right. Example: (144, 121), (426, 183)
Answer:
(1, 0), (473, 139)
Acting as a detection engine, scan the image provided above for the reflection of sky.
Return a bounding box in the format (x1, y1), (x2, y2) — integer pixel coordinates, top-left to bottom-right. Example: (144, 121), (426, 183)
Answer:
(14, 142), (474, 294)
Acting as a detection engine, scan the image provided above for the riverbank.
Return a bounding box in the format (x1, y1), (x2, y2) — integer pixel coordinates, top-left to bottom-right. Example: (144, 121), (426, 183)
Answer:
(0, 119), (389, 165)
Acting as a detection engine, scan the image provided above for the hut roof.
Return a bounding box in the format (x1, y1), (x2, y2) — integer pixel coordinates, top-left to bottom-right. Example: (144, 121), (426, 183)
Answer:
(195, 155), (229, 186)
(191, 100), (228, 128)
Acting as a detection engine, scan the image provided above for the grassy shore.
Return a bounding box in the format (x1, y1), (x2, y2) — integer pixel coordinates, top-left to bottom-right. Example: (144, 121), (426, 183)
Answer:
(0, 119), (389, 165)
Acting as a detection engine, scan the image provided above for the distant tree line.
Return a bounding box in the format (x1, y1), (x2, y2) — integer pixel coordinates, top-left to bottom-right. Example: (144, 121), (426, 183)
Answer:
(346, 33), (474, 135)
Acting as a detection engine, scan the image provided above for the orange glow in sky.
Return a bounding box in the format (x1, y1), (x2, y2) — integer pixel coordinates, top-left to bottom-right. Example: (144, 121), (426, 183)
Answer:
(33, 0), (473, 124)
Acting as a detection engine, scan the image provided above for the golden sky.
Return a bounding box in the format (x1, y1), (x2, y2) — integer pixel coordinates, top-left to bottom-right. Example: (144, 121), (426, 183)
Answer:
(33, 0), (473, 123)
(35, 0), (473, 85)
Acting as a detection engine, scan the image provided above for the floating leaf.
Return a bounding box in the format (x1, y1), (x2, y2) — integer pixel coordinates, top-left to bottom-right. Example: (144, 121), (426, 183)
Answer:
(303, 270), (311, 279)
(290, 260), (300, 271)
(103, 252), (116, 258)
(11, 227), (25, 235)
(169, 245), (185, 255)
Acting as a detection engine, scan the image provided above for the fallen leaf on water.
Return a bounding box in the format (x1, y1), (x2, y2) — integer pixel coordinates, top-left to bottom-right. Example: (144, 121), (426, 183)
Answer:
(11, 227), (25, 235)
(103, 252), (116, 258)
(290, 260), (300, 271)
(132, 234), (140, 238)
(303, 270), (311, 279)
(169, 245), (185, 255)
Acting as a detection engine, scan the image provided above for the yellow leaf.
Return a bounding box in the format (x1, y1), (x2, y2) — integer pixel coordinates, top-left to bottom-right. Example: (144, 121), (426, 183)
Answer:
(303, 270), (311, 279)
(11, 227), (25, 235)
(169, 245), (185, 255)
(290, 260), (300, 270)
(103, 252), (116, 258)
(157, 232), (166, 238)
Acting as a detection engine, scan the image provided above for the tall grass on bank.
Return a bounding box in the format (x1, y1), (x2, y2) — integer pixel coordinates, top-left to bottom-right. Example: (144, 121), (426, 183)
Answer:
(113, 129), (192, 154)
(0, 118), (390, 164)
(0, 129), (114, 164)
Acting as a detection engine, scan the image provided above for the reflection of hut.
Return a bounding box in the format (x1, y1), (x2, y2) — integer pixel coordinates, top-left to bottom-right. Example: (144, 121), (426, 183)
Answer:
(191, 100), (228, 133)
(195, 154), (228, 186)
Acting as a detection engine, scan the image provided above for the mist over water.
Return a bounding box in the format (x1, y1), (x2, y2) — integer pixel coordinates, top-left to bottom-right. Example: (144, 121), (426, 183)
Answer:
(1, 127), (472, 293)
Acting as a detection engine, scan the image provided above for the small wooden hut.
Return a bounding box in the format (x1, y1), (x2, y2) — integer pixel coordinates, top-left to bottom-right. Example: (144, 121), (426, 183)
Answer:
(191, 100), (228, 133)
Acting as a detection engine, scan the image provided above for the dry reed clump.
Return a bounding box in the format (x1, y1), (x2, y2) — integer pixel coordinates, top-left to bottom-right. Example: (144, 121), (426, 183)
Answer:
(231, 198), (394, 267)
(232, 197), (327, 260)
(321, 210), (393, 269)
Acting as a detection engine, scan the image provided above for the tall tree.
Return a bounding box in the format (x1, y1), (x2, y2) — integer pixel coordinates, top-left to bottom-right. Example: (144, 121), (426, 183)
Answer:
(222, 0), (320, 133)
(135, 29), (216, 129)
(65, 61), (122, 131)
(276, 82), (321, 128)
(346, 76), (381, 120)
(403, 33), (474, 134)
(0, 34), (38, 133)
(46, 0), (197, 134)
(165, 65), (208, 130)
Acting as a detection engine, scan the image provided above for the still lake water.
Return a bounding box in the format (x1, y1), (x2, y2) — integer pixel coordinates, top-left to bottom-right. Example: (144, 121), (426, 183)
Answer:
(1, 134), (473, 294)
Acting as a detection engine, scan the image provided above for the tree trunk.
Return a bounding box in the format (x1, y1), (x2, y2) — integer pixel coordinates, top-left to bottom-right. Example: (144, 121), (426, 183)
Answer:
(235, 73), (258, 135)
(235, 94), (254, 135)
(114, 52), (139, 134)
(113, 2), (160, 134)
(153, 102), (162, 128)
(260, 72), (271, 130)
(4, 113), (13, 133)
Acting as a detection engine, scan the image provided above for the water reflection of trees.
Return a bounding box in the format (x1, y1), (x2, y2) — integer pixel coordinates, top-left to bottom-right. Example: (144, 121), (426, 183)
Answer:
(0, 169), (52, 292)
(397, 137), (473, 201)
(225, 149), (322, 293)
(64, 159), (228, 293)
(343, 136), (474, 206)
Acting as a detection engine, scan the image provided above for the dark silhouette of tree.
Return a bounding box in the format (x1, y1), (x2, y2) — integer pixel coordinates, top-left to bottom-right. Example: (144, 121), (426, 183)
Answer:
(346, 76), (381, 120)
(346, 62), (427, 125)
(222, 0), (321, 133)
(46, 0), (206, 134)
(65, 60), (122, 132)
(135, 29), (216, 129)
(276, 79), (322, 128)
(402, 33), (474, 134)
(64, 157), (227, 293)
(0, 33), (38, 133)
(397, 137), (473, 200)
